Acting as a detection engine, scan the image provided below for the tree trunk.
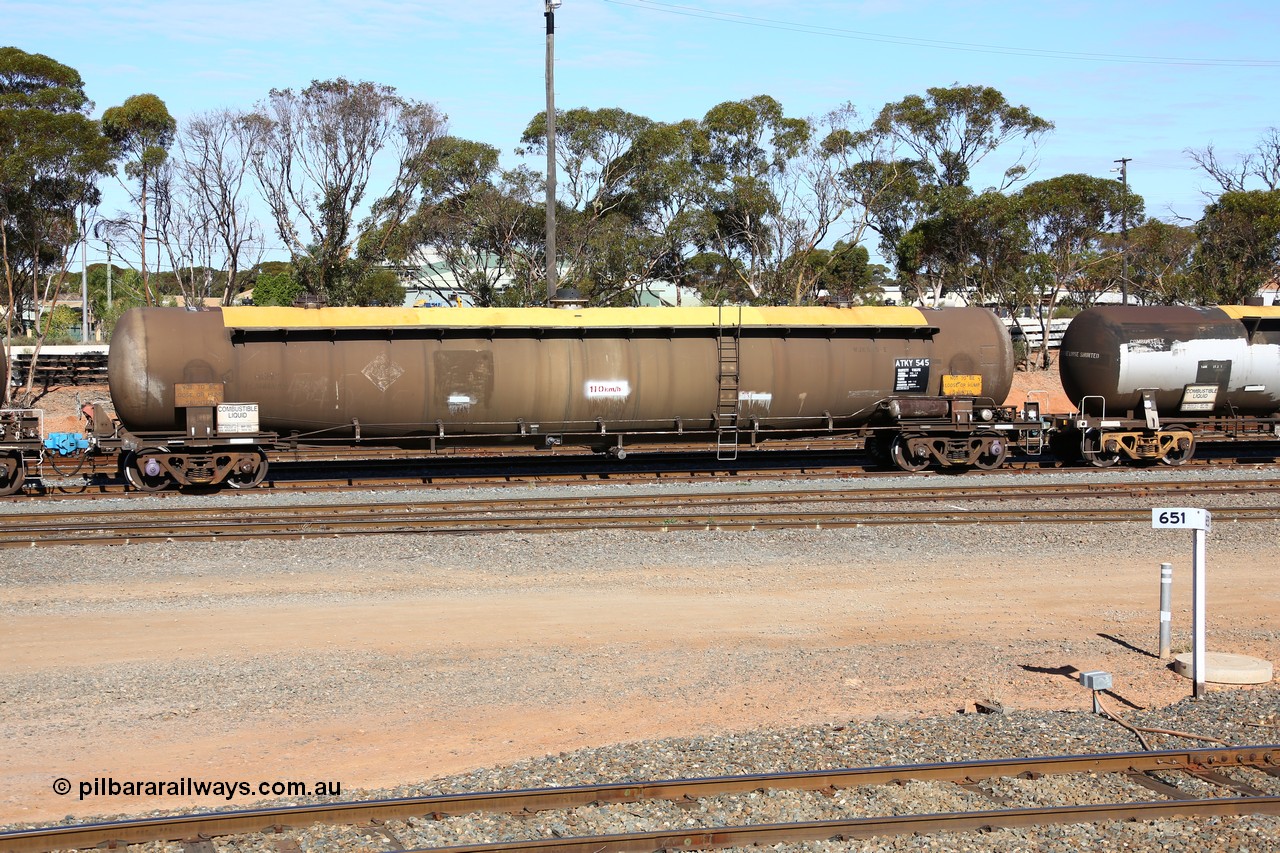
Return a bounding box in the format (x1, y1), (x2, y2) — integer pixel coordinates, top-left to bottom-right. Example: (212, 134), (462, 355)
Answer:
(141, 171), (152, 305)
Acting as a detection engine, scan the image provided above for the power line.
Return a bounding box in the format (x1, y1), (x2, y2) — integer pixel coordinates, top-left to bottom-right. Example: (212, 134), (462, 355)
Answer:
(603, 0), (1280, 68)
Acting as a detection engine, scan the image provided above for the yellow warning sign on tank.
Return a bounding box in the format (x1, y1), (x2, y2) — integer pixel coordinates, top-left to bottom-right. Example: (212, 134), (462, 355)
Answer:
(942, 374), (982, 396)
(174, 382), (225, 407)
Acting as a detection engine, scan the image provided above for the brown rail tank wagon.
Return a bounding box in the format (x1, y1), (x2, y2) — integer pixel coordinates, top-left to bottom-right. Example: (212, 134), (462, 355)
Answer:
(107, 304), (1027, 487)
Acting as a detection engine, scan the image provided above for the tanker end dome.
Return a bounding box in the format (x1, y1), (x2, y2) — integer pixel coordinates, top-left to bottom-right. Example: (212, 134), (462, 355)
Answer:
(923, 307), (1015, 403)
(108, 307), (235, 430)
(1059, 305), (1280, 417)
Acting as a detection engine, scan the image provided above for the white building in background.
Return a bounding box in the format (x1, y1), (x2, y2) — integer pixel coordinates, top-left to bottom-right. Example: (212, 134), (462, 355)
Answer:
(385, 251), (501, 308)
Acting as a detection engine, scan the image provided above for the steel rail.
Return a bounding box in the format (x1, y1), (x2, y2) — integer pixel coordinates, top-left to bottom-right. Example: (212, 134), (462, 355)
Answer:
(405, 797), (1280, 852)
(4, 500), (1280, 548)
(3, 747), (1277, 853)
(8, 477), (1280, 524)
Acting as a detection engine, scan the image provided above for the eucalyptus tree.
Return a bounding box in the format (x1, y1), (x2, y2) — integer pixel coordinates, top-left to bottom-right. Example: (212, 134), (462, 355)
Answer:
(1017, 173), (1141, 365)
(690, 95), (812, 302)
(1098, 220), (1196, 305)
(0, 48), (113, 382)
(766, 128), (854, 305)
(600, 118), (709, 304)
(102, 93), (176, 303)
(243, 78), (446, 303)
(784, 239), (877, 305)
(360, 135), (543, 306)
(151, 158), (210, 303)
(819, 103), (917, 264)
(945, 189), (1032, 318)
(1192, 190), (1280, 305)
(1187, 128), (1280, 195)
(519, 106), (668, 303)
(833, 85), (1052, 299)
(173, 109), (264, 305)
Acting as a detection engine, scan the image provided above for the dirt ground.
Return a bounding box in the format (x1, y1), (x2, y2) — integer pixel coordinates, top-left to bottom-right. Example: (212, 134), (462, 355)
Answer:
(4, 531), (1277, 826)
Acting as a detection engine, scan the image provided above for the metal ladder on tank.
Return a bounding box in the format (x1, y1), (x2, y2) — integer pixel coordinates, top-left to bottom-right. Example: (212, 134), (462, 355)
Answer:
(716, 305), (741, 461)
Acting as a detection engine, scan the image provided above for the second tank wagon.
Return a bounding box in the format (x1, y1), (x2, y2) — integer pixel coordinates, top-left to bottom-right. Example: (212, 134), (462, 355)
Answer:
(1056, 305), (1280, 466)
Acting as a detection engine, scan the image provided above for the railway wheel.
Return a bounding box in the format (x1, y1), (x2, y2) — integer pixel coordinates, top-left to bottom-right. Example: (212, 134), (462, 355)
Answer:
(0, 452), (25, 496)
(226, 450), (269, 489)
(1083, 431), (1120, 468)
(1160, 428), (1196, 466)
(890, 434), (930, 473)
(124, 448), (173, 491)
(972, 435), (1008, 470)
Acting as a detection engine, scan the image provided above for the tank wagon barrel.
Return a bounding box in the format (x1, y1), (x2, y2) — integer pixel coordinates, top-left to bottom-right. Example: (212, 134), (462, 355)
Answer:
(109, 305), (1015, 439)
(89, 303), (1040, 487)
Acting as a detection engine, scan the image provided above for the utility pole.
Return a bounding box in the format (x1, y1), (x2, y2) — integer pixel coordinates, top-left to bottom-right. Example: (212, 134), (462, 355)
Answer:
(1114, 157), (1131, 305)
(79, 204), (90, 341)
(544, 0), (561, 306)
(93, 220), (114, 310)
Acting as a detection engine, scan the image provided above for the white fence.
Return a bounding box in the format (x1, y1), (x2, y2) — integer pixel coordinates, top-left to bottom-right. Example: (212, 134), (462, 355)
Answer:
(1004, 317), (1070, 349)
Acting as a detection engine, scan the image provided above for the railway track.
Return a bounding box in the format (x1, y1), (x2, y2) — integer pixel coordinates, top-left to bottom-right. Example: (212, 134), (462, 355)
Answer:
(4, 478), (1280, 547)
(4, 746), (1278, 852)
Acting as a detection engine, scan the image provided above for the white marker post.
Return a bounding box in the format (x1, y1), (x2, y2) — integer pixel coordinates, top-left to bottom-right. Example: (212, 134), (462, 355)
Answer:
(1152, 508), (1212, 698)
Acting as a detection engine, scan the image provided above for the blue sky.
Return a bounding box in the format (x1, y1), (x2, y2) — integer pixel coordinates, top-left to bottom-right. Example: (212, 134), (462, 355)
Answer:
(7, 0), (1278, 267)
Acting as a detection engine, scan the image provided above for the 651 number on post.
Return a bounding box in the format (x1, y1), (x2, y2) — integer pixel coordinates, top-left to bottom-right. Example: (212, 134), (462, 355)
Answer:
(1151, 508), (1210, 530)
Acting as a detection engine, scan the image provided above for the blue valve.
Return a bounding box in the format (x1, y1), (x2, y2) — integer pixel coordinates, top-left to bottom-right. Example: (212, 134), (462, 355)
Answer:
(43, 432), (90, 456)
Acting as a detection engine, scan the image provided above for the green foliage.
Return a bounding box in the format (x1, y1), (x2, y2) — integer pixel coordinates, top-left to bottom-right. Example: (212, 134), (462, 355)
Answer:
(42, 304), (79, 341)
(0, 48), (114, 342)
(101, 94), (176, 179)
(1193, 190), (1280, 304)
(870, 85), (1054, 188)
(1017, 173), (1142, 314)
(1123, 219), (1198, 305)
(101, 92), (176, 302)
(349, 268), (406, 306)
(256, 260), (294, 277)
(793, 241), (877, 304)
(349, 84), (1071, 311)
(85, 264), (144, 338)
(246, 78), (446, 304)
(846, 84), (1052, 278)
(251, 271), (303, 306)
(97, 298), (139, 341)
(360, 135), (541, 307)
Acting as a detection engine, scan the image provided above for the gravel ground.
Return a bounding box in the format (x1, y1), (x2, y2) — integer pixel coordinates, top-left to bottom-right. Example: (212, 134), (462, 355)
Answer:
(2, 466), (1279, 851)
(6, 690), (1280, 851)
